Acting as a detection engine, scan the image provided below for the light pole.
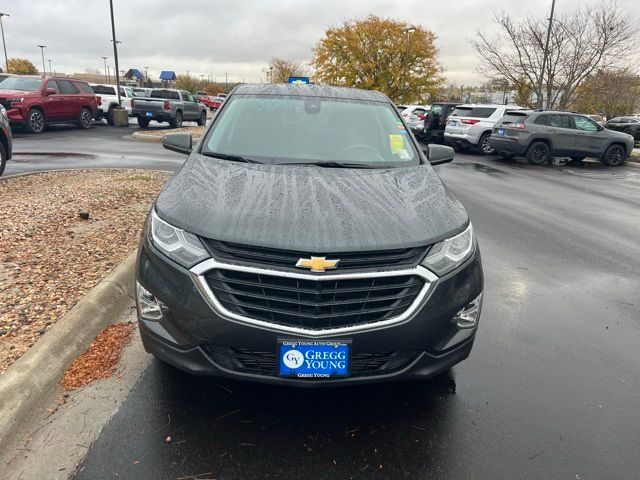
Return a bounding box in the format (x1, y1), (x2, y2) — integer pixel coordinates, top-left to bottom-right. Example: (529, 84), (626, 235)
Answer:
(108, 0), (122, 106)
(101, 56), (108, 82)
(269, 66), (273, 84)
(47, 59), (52, 76)
(224, 72), (228, 89)
(537, 0), (556, 109)
(37, 45), (46, 76)
(0, 13), (9, 74)
(401, 26), (416, 105)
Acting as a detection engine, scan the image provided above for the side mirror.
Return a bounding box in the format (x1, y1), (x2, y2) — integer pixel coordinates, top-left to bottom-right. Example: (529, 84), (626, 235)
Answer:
(44, 88), (56, 96)
(162, 133), (192, 155)
(424, 144), (455, 166)
(597, 125), (604, 131)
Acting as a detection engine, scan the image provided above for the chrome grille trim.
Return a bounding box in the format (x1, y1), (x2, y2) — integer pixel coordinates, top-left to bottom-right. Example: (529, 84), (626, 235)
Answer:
(190, 258), (438, 337)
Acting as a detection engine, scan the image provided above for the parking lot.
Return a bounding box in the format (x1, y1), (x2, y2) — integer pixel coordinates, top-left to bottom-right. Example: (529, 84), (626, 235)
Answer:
(4, 123), (640, 479)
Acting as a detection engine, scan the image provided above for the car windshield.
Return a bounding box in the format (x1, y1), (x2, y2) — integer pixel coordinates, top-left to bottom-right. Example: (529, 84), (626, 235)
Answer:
(201, 94), (420, 167)
(0, 76), (43, 92)
(451, 107), (497, 118)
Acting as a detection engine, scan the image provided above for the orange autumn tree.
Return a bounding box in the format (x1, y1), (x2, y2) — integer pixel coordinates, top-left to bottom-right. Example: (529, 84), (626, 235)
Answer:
(311, 16), (444, 103)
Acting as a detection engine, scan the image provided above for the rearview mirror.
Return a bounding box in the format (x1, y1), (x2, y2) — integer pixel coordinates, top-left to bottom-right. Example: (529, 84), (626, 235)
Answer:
(44, 88), (56, 96)
(162, 133), (192, 155)
(424, 144), (455, 166)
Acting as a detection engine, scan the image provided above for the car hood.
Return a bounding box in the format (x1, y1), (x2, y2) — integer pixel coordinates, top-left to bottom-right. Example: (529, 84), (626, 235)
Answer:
(155, 154), (468, 253)
(0, 89), (37, 97)
(607, 128), (636, 142)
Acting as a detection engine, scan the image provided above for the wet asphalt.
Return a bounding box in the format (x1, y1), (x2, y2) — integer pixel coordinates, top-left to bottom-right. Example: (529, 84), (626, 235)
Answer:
(7, 125), (640, 479)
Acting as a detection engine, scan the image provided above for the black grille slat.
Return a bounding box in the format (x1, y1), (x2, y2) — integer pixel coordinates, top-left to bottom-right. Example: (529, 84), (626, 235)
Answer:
(203, 239), (429, 271)
(206, 269), (424, 330)
(205, 347), (419, 378)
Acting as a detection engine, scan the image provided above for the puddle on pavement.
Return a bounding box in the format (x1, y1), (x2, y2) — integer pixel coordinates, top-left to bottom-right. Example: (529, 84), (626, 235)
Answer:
(450, 162), (509, 175)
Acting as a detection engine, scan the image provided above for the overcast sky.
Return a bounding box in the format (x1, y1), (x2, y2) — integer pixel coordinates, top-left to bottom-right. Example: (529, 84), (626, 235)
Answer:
(1, 0), (636, 85)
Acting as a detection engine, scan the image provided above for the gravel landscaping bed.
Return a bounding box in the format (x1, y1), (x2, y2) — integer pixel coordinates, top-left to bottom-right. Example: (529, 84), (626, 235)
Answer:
(137, 125), (205, 139)
(0, 169), (170, 374)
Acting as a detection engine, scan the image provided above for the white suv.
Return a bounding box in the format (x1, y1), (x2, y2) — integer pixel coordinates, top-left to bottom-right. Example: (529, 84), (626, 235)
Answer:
(444, 104), (522, 154)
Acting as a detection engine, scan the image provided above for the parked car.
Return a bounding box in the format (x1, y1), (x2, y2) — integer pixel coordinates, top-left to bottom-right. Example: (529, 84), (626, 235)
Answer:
(135, 83), (483, 385)
(413, 102), (459, 143)
(489, 110), (634, 166)
(131, 88), (207, 128)
(0, 75), (98, 134)
(0, 104), (13, 176)
(444, 104), (523, 154)
(604, 116), (640, 142)
(194, 91), (208, 101)
(587, 114), (605, 126)
(400, 104), (430, 121)
(90, 83), (137, 125)
(199, 95), (218, 111)
(132, 87), (153, 98)
(210, 96), (225, 110)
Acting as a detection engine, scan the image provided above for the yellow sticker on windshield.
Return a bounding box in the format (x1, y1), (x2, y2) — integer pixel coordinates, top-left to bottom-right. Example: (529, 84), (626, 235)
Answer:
(389, 134), (404, 154)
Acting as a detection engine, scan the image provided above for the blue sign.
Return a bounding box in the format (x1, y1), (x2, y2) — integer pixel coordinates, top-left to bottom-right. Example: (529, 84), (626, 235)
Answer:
(278, 340), (350, 378)
(288, 76), (310, 84)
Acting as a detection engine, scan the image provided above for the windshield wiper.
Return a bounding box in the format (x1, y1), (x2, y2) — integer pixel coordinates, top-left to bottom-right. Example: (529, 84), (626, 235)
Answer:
(201, 152), (262, 164)
(284, 161), (381, 169)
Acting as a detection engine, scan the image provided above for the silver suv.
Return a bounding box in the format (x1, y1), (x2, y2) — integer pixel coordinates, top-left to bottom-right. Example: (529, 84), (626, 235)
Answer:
(444, 104), (523, 154)
(488, 110), (634, 167)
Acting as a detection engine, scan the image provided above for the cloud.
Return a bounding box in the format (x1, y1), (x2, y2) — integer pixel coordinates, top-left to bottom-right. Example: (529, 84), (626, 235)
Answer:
(1, 0), (637, 85)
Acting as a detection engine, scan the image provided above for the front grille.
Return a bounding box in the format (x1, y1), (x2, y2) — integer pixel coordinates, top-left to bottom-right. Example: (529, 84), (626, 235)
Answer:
(205, 347), (418, 378)
(203, 239), (429, 272)
(205, 269), (424, 330)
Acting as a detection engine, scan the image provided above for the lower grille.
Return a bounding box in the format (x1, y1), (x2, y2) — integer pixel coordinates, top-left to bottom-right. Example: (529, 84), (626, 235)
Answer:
(204, 269), (424, 331)
(205, 347), (419, 378)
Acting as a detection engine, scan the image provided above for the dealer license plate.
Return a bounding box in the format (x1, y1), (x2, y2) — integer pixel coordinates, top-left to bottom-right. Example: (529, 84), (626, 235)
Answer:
(498, 128), (505, 136)
(145, 112), (153, 117)
(278, 339), (351, 378)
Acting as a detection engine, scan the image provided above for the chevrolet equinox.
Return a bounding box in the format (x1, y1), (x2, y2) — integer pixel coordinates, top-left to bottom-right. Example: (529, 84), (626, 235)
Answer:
(136, 84), (484, 386)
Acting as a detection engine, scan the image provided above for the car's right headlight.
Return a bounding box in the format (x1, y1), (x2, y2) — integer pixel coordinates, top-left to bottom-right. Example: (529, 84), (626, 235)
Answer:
(149, 210), (210, 268)
(421, 223), (475, 276)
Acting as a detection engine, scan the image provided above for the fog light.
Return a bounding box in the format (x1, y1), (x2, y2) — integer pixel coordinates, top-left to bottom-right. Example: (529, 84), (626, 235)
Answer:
(136, 282), (163, 321)
(454, 293), (482, 329)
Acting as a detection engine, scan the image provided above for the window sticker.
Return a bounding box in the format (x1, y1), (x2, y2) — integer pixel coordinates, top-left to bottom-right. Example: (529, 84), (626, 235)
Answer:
(389, 134), (404, 154)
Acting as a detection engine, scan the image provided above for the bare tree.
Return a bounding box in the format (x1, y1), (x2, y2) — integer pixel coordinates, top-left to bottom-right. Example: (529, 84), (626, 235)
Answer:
(471, 0), (637, 109)
(570, 68), (640, 117)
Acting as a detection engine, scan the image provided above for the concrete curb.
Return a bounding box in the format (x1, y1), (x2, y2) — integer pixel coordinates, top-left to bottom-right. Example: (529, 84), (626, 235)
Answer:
(0, 250), (137, 448)
(130, 131), (162, 142)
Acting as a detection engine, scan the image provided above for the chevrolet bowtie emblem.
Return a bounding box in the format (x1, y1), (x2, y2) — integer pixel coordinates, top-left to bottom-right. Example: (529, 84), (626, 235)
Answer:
(295, 256), (340, 272)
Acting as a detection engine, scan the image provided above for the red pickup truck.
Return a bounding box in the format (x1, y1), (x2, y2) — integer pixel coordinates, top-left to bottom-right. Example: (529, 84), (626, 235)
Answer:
(0, 75), (99, 134)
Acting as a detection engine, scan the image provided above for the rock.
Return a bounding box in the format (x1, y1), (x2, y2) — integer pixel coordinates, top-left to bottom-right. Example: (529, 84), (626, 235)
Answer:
(78, 212), (90, 220)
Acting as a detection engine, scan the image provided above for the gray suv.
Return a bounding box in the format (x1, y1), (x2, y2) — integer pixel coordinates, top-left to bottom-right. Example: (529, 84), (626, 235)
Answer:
(488, 110), (634, 166)
(135, 84), (484, 386)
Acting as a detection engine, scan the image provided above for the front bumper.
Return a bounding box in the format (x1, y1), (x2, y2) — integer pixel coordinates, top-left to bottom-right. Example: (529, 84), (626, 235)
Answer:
(136, 239), (484, 386)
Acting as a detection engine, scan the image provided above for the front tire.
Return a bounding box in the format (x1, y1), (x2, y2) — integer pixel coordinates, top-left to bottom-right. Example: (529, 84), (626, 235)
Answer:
(0, 142), (6, 177)
(106, 107), (115, 126)
(78, 108), (93, 129)
(137, 117), (150, 128)
(602, 144), (626, 167)
(479, 133), (494, 155)
(196, 110), (206, 126)
(526, 141), (550, 165)
(25, 109), (45, 134)
(169, 111), (183, 128)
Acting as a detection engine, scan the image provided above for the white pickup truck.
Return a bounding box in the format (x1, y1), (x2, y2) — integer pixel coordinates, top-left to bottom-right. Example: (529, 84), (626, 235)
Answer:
(90, 84), (136, 125)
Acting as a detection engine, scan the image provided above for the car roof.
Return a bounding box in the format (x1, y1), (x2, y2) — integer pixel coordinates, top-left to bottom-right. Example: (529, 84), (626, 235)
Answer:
(454, 103), (521, 108)
(231, 83), (389, 102)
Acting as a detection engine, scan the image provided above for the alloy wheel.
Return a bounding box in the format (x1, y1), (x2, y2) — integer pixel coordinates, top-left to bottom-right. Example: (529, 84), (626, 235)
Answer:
(81, 110), (92, 128)
(531, 144), (548, 163)
(607, 146), (624, 166)
(481, 136), (494, 154)
(30, 111), (44, 132)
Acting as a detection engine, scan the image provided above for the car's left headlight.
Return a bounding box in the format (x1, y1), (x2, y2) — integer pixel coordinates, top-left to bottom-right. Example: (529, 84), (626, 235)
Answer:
(421, 223), (475, 276)
(149, 210), (209, 268)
